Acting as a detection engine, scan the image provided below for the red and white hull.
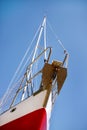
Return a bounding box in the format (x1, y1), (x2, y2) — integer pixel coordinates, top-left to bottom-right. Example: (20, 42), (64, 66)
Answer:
(0, 108), (47, 130)
(0, 89), (52, 130)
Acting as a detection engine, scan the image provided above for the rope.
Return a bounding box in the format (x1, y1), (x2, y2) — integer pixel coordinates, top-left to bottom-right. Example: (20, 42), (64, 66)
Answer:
(0, 25), (41, 110)
(47, 19), (69, 68)
(15, 49), (34, 81)
(47, 19), (67, 52)
(9, 25), (41, 87)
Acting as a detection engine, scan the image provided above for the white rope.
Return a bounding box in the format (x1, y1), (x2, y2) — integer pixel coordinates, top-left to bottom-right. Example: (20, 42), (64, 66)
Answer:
(0, 25), (41, 109)
(9, 25), (41, 87)
(15, 49), (34, 82)
(47, 19), (67, 51)
(47, 19), (69, 69)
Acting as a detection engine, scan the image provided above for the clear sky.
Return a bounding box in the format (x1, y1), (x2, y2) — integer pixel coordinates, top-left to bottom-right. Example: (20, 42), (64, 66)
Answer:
(0, 0), (87, 130)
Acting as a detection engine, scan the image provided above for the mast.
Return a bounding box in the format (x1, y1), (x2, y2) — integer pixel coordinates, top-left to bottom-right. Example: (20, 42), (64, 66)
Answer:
(44, 16), (47, 60)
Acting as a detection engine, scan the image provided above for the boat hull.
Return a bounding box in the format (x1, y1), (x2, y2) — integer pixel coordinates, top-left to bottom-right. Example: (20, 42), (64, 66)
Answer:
(0, 89), (52, 130)
(0, 108), (47, 130)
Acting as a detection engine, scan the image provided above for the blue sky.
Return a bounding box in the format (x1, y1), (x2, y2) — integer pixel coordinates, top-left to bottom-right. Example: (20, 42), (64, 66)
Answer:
(0, 0), (87, 130)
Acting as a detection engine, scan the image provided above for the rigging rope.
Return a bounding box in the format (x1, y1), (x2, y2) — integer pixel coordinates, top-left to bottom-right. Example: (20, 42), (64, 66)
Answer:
(47, 19), (68, 52)
(15, 49), (34, 81)
(0, 25), (41, 109)
(47, 19), (69, 68)
(9, 25), (41, 88)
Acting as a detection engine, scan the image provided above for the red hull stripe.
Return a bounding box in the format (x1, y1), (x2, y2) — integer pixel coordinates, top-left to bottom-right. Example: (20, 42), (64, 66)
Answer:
(0, 108), (47, 130)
